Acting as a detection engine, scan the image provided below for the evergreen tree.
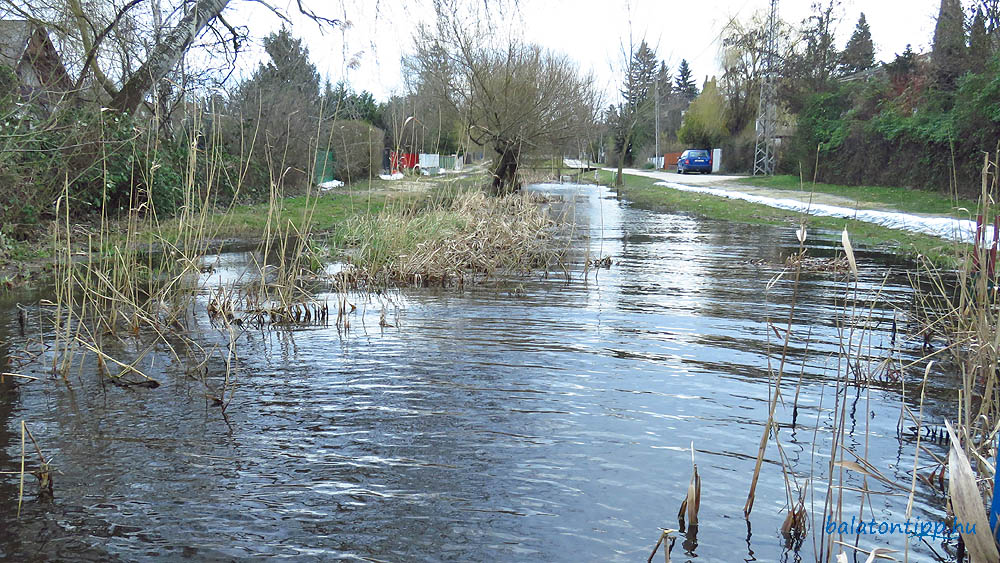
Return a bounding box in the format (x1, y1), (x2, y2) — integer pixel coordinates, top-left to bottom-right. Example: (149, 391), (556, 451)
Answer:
(656, 60), (671, 103)
(931, 0), (966, 86)
(257, 27), (321, 100)
(655, 61), (671, 142)
(233, 27), (322, 186)
(839, 13), (875, 75)
(322, 81), (382, 125)
(614, 40), (660, 167)
(969, 7), (990, 72)
(622, 40), (659, 108)
(673, 59), (698, 100)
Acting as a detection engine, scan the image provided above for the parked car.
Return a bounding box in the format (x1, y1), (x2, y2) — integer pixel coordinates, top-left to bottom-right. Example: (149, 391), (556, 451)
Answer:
(677, 149), (712, 174)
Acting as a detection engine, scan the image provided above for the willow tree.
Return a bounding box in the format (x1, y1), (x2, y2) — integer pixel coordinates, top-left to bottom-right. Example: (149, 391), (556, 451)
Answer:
(5, 0), (339, 113)
(466, 43), (597, 194)
(407, 13), (599, 195)
(677, 78), (728, 149)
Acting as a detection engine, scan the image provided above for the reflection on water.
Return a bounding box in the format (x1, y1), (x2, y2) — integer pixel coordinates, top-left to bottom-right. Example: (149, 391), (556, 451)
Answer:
(0, 184), (957, 561)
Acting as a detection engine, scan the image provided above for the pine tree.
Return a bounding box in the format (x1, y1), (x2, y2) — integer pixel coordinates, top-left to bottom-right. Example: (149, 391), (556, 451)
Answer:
(656, 60), (671, 100)
(931, 0), (966, 87)
(260, 27), (321, 98)
(234, 27), (322, 185)
(622, 40), (658, 109)
(656, 61), (671, 123)
(969, 7), (990, 73)
(839, 13), (875, 75)
(614, 40), (660, 167)
(886, 44), (918, 93)
(673, 59), (698, 100)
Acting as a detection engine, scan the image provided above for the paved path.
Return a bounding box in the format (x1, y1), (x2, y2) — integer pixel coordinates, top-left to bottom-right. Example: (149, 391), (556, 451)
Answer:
(607, 168), (894, 210)
(605, 168), (987, 244)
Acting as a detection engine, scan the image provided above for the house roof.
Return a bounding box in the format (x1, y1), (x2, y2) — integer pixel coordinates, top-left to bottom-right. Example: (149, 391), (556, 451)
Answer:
(0, 20), (36, 67)
(0, 20), (71, 93)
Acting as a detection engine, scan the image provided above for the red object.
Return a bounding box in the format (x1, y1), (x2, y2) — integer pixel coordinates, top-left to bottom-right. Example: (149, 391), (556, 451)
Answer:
(390, 151), (418, 173)
(664, 151), (684, 169)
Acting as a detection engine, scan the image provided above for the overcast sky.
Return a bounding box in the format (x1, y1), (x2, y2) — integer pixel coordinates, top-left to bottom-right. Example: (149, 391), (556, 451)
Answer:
(231, 0), (946, 101)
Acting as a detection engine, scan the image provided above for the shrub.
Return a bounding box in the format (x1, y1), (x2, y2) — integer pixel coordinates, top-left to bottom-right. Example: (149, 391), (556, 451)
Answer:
(323, 120), (384, 183)
(719, 126), (755, 173)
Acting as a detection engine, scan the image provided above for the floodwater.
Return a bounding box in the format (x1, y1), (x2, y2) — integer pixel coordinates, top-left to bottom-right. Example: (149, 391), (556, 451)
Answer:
(0, 183), (960, 561)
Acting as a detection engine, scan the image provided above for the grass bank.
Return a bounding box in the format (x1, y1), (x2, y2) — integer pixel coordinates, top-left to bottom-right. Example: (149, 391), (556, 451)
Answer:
(600, 170), (965, 266)
(0, 170), (492, 290)
(157, 171), (489, 241)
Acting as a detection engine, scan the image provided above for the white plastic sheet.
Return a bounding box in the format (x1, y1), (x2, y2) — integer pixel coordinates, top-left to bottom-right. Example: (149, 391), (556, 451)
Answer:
(317, 180), (344, 190)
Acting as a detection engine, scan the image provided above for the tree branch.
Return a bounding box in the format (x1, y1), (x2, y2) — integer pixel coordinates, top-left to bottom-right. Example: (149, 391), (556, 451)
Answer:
(71, 0), (146, 95)
(295, 0), (341, 30)
(111, 0), (232, 113)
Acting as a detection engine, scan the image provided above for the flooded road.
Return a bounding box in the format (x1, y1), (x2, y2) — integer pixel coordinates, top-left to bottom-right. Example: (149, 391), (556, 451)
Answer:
(0, 184), (957, 561)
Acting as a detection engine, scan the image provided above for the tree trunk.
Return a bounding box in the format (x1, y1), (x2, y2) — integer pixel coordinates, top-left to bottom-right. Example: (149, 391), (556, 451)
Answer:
(615, 128), (633, 189)
(110, 0), (231, 113)
(490, 144), (521, 196)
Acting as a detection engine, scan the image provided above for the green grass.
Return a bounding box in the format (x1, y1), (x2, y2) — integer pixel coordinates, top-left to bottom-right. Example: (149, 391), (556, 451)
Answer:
(739, 174), (982, 218)
(149, 171), (489, 242)
(601, 170), (966, 266)
(218, 192), (388, 236)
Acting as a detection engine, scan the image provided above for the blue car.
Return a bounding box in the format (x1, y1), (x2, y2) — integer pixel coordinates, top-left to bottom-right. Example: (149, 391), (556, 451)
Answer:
(677, 149), (712, 174)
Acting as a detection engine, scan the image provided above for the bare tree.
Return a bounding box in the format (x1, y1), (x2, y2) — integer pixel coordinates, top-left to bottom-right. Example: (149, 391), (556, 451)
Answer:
(110, 0), (230, 112)
(719, 11), (793, 135)
(407, 6), (599, 194)
(1, 0), (341, 113)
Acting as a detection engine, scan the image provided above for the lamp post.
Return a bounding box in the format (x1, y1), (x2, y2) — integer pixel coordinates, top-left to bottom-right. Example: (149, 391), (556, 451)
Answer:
(655, 74), (660, 168)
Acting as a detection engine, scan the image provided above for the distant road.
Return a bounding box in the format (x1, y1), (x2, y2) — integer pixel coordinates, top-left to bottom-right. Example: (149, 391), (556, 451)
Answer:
(603, 167), (748, 185)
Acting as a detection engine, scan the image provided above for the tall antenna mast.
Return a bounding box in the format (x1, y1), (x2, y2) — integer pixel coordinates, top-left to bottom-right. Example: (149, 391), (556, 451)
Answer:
(753, 0), (779, 176)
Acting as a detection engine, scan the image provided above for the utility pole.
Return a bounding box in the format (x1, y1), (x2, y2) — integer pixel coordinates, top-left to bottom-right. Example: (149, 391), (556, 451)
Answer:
(655, 74), (660, 168)
(753, 0), (779, 176)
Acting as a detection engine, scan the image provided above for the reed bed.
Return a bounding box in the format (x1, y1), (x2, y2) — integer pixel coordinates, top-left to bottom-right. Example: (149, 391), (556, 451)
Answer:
(334, 190), (567, 288)
(11, 100), (333, 407)
(726, 156), (1000, 562)
(904, 151), (1000, 560)
(9, 103), (573, 399)
(646, 155), (1000, 561)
